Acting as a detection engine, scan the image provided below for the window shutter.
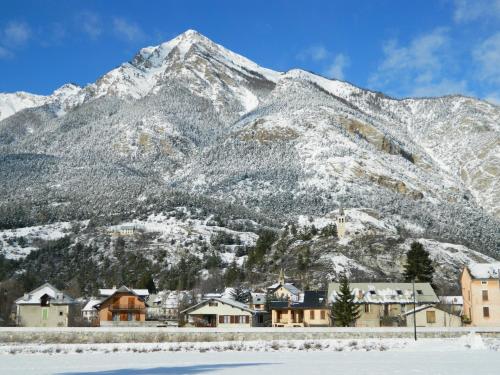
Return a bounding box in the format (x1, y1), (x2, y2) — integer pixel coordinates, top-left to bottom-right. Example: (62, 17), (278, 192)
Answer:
(230, 315), (235, 324)
(246, 315), (249, 324)
(219, 315), (224, 324)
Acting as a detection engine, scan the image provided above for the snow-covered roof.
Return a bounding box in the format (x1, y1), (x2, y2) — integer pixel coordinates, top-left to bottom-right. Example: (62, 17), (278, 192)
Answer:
(439, 296), (463, 305)
(402, 304), (435, 316)
(82, 299), (102, 311)
(181, 297), (254, 314)
(251, 293), (266, 305)
(99, 288), (149, 297)
(328, 282), (439, 304)
(267, 283), (301, 296)
(467, 263), (500, 279)
(15, 283), (76, 305)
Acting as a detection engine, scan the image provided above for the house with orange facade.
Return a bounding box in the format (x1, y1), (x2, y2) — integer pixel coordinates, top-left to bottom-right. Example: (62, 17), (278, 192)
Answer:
(270, 291), (330, 327)
(95, 286), (148, 326)
(461, 263), (500, 327)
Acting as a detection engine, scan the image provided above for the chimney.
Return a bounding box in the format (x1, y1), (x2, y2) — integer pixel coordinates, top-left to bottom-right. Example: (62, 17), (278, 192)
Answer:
(287, 296), (291, 308)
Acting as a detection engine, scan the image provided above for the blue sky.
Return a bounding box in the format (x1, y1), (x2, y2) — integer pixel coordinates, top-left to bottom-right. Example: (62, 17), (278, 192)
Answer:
(0, 0), (499, 103)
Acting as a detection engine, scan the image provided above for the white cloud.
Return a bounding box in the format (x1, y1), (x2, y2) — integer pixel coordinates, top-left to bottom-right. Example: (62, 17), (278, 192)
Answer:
(79, 11), (102, 39)
(112, 17), (144, 42)
(368, 28), (468, 97)
(297, 45), (329, 61)
(473, 32), (500, 84)
(410, 79), (470, 97)
(2, 21), (31, 46)
(298, 44), (350, 80)
(453, 0), (500, 23)
(325, 53), (350, 80)
(0, 45), (12, 59)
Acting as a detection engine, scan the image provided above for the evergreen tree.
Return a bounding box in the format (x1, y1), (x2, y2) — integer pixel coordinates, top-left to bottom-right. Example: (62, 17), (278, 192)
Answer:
(230, 284), (251, 303)
(403, 242), (434, 284)
(331, 273), (360, 327)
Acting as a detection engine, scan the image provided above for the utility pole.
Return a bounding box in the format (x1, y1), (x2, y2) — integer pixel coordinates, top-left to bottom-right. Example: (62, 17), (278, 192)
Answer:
(413, 279), (417, 341)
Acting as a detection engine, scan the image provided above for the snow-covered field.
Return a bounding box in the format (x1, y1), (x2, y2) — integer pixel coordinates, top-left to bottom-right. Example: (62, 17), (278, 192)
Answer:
(1, 335), (500, 374)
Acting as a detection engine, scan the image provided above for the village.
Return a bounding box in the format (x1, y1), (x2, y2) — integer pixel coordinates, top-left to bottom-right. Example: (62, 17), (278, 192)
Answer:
(9, 261), (499, 329)
(2, 209), (497, 331)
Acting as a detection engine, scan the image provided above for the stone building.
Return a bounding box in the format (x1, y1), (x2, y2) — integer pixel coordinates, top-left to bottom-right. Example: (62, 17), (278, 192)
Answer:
(15, 283), (79, 327)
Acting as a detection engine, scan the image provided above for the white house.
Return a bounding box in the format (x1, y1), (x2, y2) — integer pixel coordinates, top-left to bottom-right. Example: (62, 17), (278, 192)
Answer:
(180, 298), (254, 327)
(81, 299), (101, 323)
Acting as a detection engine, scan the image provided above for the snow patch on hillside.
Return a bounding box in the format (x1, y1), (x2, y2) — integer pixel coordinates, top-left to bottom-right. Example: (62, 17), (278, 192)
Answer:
(0, 222), (73, 259)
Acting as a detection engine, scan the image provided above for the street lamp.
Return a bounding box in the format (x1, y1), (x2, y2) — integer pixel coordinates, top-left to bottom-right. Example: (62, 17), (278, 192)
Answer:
(412, 279), (417, 341)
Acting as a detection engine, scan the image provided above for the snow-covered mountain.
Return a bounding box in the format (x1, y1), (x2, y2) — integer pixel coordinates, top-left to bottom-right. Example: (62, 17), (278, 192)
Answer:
(0, 30), (498, 291)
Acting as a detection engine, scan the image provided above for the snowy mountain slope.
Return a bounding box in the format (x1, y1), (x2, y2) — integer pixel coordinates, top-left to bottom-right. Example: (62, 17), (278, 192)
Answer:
(0, 83), (83, 122)
(0, 27), (498, 284)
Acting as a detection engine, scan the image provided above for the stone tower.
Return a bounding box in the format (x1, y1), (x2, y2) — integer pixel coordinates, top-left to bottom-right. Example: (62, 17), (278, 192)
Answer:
(278, 268), (285, 285)
(336, 206), (346, 239)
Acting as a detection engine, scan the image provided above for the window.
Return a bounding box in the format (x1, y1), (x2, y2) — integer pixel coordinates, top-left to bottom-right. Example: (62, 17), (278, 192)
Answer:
(482, 290), (489, 301)
(127, 313), (133, 321)
(483, 307), (490, 318)
(222, 315), (230, 324)
(426, 311), (436, 324)
(208, 302), (218, 307)
(364, 304), (370, 313)
(481, 281), (488, 286)
(396, 290), (402, 295)
(369, 290), (376, 295)
(417, 290), (423, 295)
(59, 311), (63, 316)
(320, 310), (326, 320)
(310, 310), (315, 320)
(258, 314), (264, 324)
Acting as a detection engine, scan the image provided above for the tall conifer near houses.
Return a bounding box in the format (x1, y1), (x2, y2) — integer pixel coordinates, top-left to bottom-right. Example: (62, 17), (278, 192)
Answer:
(403, 242), (434, 284)
(331, 273), (360, 327)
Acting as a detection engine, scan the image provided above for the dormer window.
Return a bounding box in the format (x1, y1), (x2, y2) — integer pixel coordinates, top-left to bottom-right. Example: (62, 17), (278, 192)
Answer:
(396, 290), (402, 295)
(40, 294), (51, 307)
(417, 290), (423, 295)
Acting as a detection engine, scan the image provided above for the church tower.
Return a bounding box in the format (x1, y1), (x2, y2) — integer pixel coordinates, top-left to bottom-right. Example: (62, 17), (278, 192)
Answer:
(336, 206), (346, 239)
(278, 268), (285, 285)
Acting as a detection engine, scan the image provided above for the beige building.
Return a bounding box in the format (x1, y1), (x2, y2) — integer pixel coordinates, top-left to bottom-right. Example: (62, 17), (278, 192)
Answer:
(461, 263), (500, 327)
(404, 304), (462, 327)
(181, 298), (254, 327)
(267, 269), (302, 302)
(271, 291), (330, 327)
(15, 283), (79, 327)
(328, 282), (439, 327)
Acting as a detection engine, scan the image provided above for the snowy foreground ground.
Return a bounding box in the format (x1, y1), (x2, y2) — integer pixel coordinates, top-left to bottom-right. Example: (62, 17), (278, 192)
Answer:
(1, 334), (500, 375)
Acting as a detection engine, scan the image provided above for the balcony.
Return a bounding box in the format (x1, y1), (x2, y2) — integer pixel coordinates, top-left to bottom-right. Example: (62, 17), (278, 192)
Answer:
(110, 305), (146, 312)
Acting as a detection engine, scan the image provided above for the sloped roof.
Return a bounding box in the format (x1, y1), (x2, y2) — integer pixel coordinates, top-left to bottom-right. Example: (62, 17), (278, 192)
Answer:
(95, 285), (147, 309)
(82, 299), (101, 311)
(467, 263), (500, 279)
(99, 287), (149, 297)
(270, 290), (327, 310)
(439, 296), (463, 305)
(267, 282), (301, 296)
(328, 282), (439, 304)
(15, 283), (76, 305)
(180, 298), (254, 315)
(251, 292), (266, 305)
(402, 304), (460, 317)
